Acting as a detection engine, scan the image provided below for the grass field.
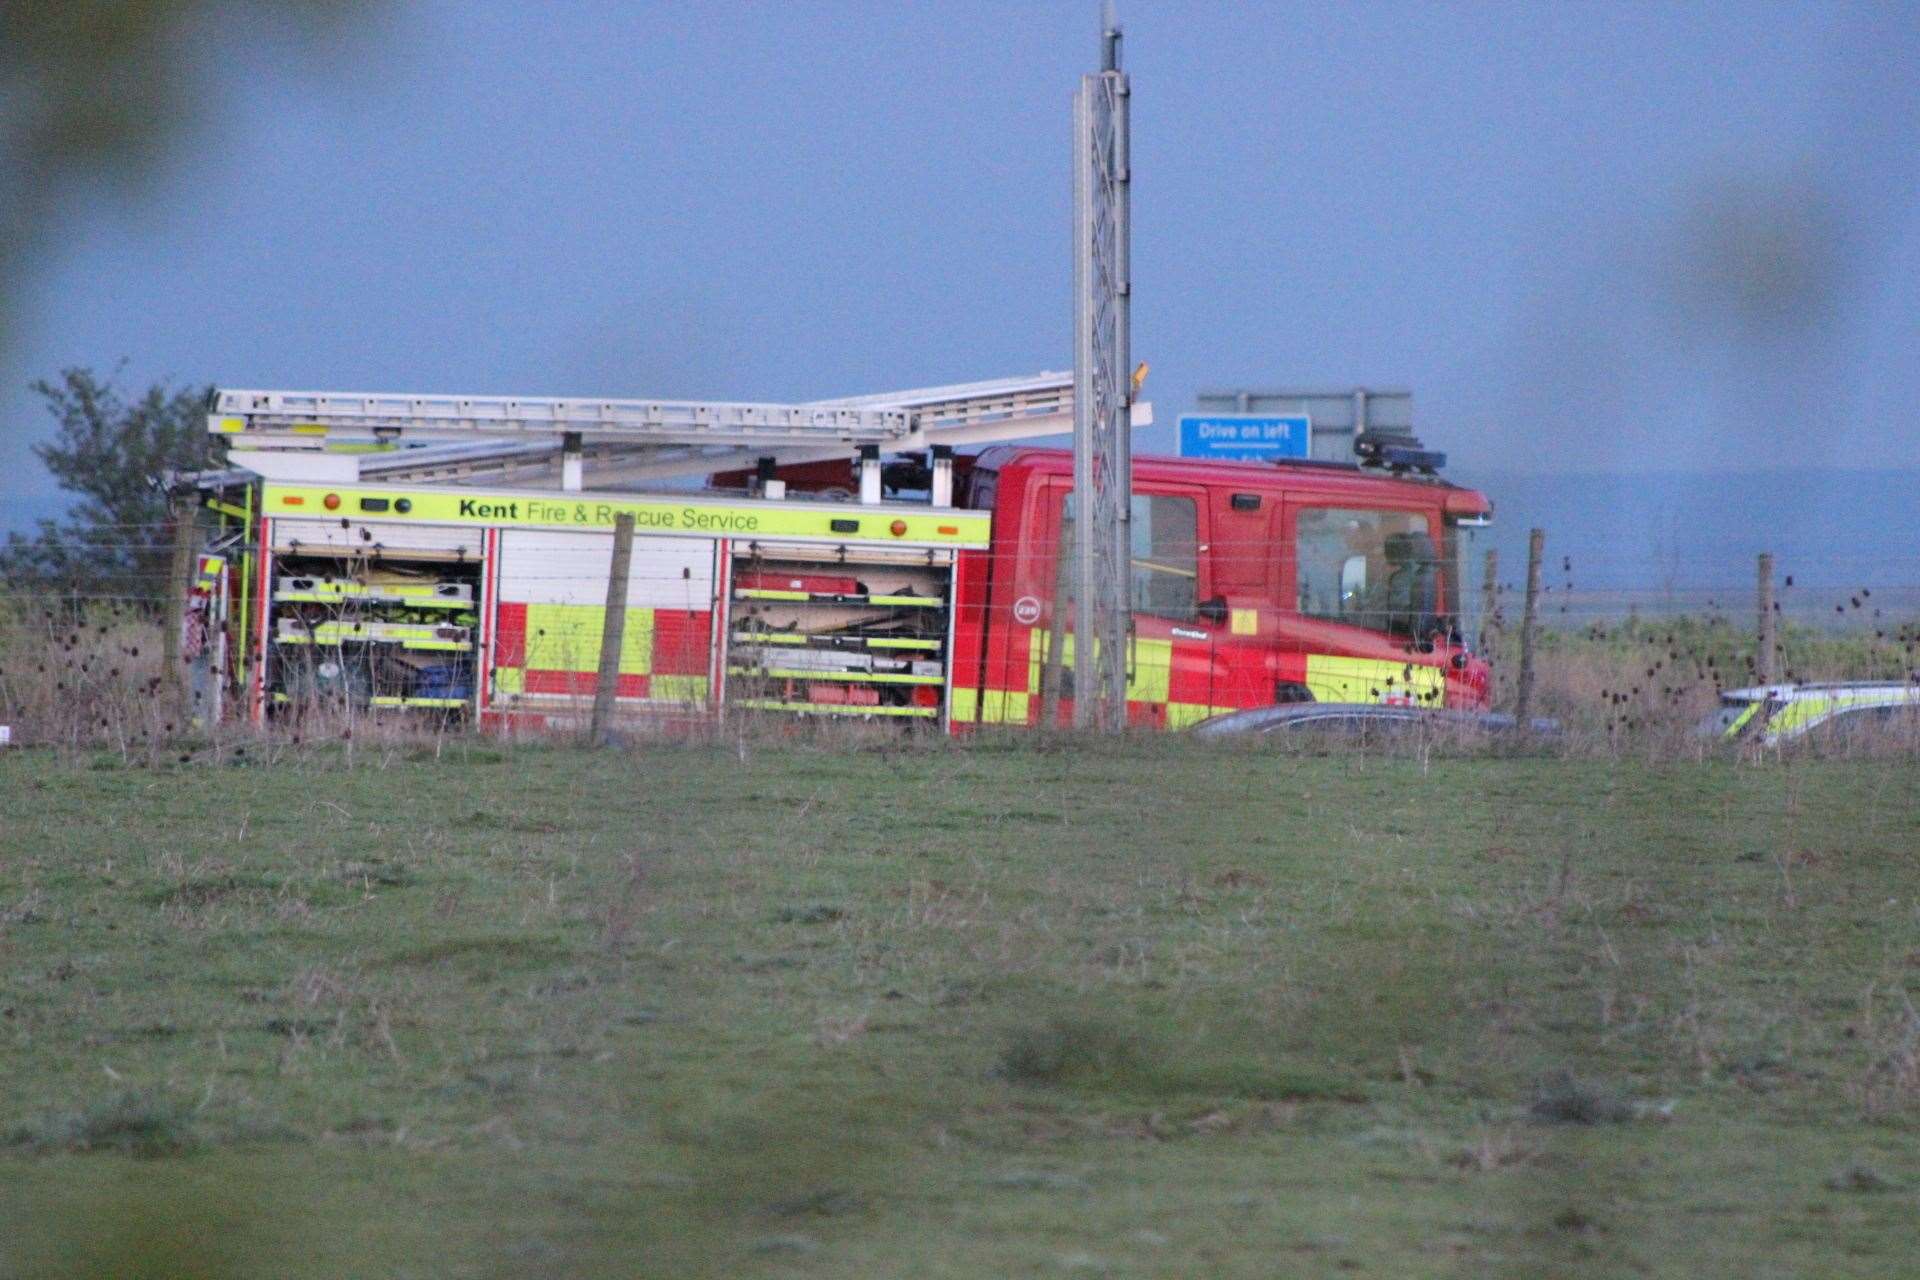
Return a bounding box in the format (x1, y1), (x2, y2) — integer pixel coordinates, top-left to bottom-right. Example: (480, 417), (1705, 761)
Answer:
(2, 736), (1918, 1278)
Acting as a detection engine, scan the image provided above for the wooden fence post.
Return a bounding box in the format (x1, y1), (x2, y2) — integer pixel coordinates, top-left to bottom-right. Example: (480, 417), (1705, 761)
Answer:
(1479, 547), (1500, 659)
(591, 514), (636, 745)
(1756, 552), (1776, 684)
(1514, 528), (1544, 726)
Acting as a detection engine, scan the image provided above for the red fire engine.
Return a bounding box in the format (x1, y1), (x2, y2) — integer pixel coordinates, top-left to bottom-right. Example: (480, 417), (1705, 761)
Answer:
(180, 374), (1490, 731)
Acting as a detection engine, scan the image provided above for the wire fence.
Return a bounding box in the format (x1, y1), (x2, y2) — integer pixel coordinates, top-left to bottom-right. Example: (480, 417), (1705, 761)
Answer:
(10, 529), (1920, 627)
(5, 520), (1920, 755)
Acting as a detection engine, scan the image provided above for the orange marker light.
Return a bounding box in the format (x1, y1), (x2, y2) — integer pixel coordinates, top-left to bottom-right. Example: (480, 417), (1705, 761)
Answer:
(936, 524), (959, 536)
(282, 495), (306, 506)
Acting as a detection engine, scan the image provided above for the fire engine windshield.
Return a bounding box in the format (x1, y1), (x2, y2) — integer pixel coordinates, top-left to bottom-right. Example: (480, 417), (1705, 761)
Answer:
(1295, 507), (1449, 638)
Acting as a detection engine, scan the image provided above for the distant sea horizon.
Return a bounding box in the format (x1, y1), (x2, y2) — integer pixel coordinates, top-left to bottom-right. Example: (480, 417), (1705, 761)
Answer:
(1455, 467), (1920, 602)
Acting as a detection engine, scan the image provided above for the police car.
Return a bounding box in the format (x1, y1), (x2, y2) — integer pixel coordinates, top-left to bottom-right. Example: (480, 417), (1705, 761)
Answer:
(1700, 682), (1920, 747)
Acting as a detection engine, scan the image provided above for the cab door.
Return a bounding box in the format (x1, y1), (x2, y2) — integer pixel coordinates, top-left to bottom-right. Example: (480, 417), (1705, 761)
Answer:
(1170, 487), (1287, 724)
(1030, 479), (1216, 727)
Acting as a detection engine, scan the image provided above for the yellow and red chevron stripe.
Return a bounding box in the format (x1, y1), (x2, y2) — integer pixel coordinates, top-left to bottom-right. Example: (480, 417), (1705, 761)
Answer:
(493, 602), (712, 702)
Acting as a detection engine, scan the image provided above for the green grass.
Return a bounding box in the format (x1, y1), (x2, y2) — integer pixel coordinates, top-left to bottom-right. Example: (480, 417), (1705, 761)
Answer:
(2, 736), (1917, 1277)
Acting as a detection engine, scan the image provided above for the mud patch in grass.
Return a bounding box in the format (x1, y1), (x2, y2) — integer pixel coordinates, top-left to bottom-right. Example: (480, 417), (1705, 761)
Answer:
(8, 1091), (198, 1157)
(384, 934), (570, 971)
(149, 874), (276, 907)
(994, 1014), (1364, 1104)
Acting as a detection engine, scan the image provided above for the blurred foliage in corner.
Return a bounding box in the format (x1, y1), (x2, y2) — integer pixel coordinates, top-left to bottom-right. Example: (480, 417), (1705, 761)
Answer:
(0, 368), (215, 600)
(0, 0), (377, 354)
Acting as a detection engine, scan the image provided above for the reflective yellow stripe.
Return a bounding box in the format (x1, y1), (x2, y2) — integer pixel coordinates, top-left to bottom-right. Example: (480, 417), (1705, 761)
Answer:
(1002, 634), (1446, 719)
(728, 667), (942, 686)
(982, 689), (1031, 723)
(732, 699), (936, 718)
(279, 636), (469, 652)
(733, 589), (942, 607)
(729, 633), (938, 651)
(1025, 629), (1172, 705)
(1230, 608), (1258, 636)
(1166, 702), (1236, 729)
(315, 622), (451, 643)
(960, 684), (1031, 724)
(276, 621), (470, 650)
(276, 591), (469, 610)
(260, 483), (991, 547)
(524, 603), (652, 675)
(1302, 654), (1445, 706)
(1027, 632), (1047, 697)
(1131, 638), (1173, 704)
(1722, 702), (1763, 739)
(649, 675), (709, 702)
(1762, 693), (1890, 742)
(280, 580), (464, 601)
(1766, 697), (1828, 739)
(492, 671), (709, 702)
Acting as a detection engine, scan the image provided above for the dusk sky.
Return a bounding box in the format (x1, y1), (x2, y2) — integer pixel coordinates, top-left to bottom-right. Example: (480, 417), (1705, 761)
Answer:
(4, 1), (1916, 536)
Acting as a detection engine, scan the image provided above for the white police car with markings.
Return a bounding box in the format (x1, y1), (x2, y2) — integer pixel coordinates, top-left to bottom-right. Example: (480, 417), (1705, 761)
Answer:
(1701, 682), (1920, 747)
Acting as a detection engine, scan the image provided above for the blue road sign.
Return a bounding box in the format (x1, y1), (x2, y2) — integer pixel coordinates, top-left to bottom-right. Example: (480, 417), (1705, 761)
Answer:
(1177, 414), (1312, 461)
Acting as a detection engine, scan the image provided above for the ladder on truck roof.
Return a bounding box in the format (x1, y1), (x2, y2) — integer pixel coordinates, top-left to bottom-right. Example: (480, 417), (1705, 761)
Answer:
(210, 389), (914, 448)
(590, 371), (1096, 487)
(205, 371), (1133, 492)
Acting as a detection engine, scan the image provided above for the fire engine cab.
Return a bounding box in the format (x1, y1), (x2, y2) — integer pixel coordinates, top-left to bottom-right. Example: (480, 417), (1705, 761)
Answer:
(179, 373), (1491, 732)
(950, 447), (1489, 728)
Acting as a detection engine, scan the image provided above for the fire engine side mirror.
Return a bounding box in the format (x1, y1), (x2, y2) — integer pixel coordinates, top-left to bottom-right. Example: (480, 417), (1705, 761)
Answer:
(1196, 596), (1229, 626)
